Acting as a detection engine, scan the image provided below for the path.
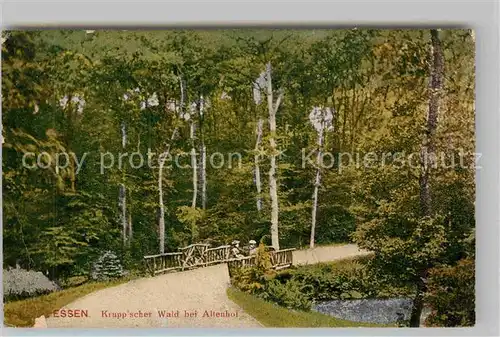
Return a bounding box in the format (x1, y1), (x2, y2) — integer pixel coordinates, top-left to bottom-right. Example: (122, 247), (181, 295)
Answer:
(46, 263), (261, 328)
(46, 244), (368, 328)
(293, 243), (371, 265)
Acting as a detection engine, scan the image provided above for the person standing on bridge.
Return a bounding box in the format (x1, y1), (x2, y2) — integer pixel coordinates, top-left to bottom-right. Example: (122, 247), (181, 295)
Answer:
(231, 240), (244, 258)
(248, 240), (257, 255)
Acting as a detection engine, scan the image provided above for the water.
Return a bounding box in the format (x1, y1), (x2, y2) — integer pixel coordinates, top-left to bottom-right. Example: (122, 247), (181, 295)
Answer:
(312, 298), (413, 324)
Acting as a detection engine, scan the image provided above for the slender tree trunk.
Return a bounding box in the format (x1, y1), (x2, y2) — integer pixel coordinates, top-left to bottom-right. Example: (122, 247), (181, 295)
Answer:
(158, 76), (184, 254)
(310, 128), (324, 248)
(254, 118), (264, 212)
(411, 28), (444, 328)
(266, 62), (283, 250)
(158, 129), (178, 254)
(190, 121), (198, 208)
(158, 159), (165, 254)
(199, 96), (207, 210)
(120, 184), (126, 245)
(120, 122), (127, 245)
(420, 29), (443, 219)
(200, 144), (207, 209)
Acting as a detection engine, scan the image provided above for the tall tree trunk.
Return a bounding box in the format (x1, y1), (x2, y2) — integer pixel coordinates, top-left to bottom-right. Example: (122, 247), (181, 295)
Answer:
(266, 62), (283, 250)
(310, 127), (324, 249)
(158, 76), (184, 254)
(420, 29), (443, 218)
(190, 121), (198, 208)
(199, 96), (207, 210)
(200, 144), (207, 209)
(158, 159), (165, 254)
(158, 129), (178, 254)
(411, 28), (444, 328)
(120, 122), (127, 245)
(120, 184), (126, 245)
(254, 118), (263, 212)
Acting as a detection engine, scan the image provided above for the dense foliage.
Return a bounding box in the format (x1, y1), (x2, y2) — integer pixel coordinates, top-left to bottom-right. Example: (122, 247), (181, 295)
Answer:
(2, 29), (474, 326)
(231, 255), (411, 311)
(424, 258), (475, 327)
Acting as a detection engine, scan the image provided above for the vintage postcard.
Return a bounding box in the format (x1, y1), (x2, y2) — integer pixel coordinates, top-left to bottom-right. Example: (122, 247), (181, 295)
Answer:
(2, 29), (475, 328)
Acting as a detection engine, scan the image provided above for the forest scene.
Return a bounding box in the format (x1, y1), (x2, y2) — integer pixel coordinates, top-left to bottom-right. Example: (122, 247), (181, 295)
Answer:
(2, 29), (475, 328)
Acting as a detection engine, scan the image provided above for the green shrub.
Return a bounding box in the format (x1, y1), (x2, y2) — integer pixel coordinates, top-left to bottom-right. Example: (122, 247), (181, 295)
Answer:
(255, 243), (273, 271)
(284, 258), (381, 301)
(90, 251), (125, 281)
(231, 255), (411, 312)
(260, 278), (312, 311)
(424, 258), (475, 327)
(231, 267), (269, 294)
(231, 244), (276, 293)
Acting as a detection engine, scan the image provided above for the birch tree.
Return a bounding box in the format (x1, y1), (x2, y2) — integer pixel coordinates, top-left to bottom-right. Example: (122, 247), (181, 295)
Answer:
(118, 91), (132, 246)
(158, 78), (184, 254)
(265, 62), (284, 250)
(121, 89), (159, 246)
(308, 107), (334, 248)
(188, 94), (208, 209)
(188, 102), (198, 208)
(198, 95), (208, 209)
(158, 129), (178, 254)
(120, 87), (142, 246)
(253, 72), (267, 212)
(119, 122), (127, 245)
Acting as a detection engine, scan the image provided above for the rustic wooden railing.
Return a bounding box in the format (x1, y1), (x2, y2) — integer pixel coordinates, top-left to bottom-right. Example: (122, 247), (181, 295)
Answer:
(204, 245), (231, 266)
(226, 255), (257, 270)
(178, 243), (209, 269)
(270, 248), (295, 270)
(226, 248), (295, 270)
(144, 252), (183, 275)
(144, 245), (295, 276)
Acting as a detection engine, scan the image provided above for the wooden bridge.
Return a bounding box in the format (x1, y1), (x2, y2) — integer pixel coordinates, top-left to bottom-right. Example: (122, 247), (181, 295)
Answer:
(143, 243), (295, 276)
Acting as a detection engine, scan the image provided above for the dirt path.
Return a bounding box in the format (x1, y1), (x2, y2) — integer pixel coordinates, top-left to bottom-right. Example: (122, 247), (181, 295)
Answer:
(46, 264), (262, 328)
(46, 244), (368, 328)
(293, 244), (371, 265)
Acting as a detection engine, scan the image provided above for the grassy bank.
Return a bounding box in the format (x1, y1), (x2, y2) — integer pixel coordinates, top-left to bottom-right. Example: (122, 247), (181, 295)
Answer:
(4, 277), (134, 327)
(227, 287), (389, 327)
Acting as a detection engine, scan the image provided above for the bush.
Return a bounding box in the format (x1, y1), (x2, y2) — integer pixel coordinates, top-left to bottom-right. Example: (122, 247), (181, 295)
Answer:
(90, 251), (125, 281)
(3, 267), (60, 301)
(231, 244), (275, 293)
(282, 257), (383, 301)
(231, 267), (270, 294)
(261, 279), (312, 311)
(230, 255), (412, 313)
(424, 258), (475, 327)
(231, 265), (312, 311)
(273, 256), (412, 301)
